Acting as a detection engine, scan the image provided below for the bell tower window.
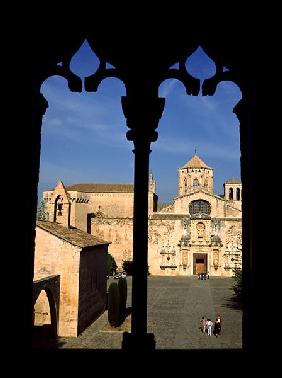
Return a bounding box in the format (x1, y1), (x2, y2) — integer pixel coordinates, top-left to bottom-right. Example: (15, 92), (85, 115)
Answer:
(57, 203), (63, 216)
(229, 188), (233, 200)
(193, 179), (200, 190)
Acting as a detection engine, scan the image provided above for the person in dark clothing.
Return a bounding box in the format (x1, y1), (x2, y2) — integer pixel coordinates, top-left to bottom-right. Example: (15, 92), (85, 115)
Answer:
(213, 314), (222, 337)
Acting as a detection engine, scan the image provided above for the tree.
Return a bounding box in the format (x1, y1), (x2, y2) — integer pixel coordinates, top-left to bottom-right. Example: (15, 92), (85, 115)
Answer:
(122, 260), (134, 275)
(107, 282), (120, 327)
(36, 199), (49, 221)
(107, 254), (117, 276)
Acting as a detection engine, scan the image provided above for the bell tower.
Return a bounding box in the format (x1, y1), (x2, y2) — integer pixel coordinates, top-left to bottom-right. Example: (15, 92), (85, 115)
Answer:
(178, 154), (213, 196)
(224, 178), (242, 202)
(48, 181), (71, 228)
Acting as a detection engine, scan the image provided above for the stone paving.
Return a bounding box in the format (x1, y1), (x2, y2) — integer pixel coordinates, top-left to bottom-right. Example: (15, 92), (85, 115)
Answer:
(58, 276), (242, 350)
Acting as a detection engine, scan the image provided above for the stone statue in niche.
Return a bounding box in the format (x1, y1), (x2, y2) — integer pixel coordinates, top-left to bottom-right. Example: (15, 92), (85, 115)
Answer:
(226, 225), (241, 251)
(213, 250), (219, 269)
(196, 222), (205, 238)
(211, 219), (221, 234)
(182, 217), (190, 229)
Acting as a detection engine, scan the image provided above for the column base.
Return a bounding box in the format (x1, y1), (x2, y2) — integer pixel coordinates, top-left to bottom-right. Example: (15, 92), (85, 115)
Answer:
(122, 332), (156, 351)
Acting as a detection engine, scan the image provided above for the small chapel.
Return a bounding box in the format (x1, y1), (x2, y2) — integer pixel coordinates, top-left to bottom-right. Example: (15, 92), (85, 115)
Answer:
(43, 154), (242, 277)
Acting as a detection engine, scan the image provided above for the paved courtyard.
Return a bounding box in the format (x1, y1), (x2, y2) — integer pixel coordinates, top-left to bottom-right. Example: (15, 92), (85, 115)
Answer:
(58, 276), (242, 350)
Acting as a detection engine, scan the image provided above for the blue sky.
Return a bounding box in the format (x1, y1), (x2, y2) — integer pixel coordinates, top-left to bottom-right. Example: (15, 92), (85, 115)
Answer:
(38, 42), (241, 204)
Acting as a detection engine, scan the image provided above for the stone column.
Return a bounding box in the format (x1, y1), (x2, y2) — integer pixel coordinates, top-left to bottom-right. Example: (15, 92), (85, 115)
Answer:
(25, 89), (49, 343)
(233, 96), (255, 352)
(121, 95), (165, 351)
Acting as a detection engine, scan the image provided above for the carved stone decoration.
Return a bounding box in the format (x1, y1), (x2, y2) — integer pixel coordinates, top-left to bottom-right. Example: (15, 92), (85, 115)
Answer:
(211, 234), (222, 247)
(163, 58), (200, 96)
(213, 250), (219, 270)
(226, 225), (240, 251)
(196, 222), (205, 238)
(211, 219), (221, 234)
(180, 217), (191, 246)
(121, 96), (165, 144)
(40, 37), (85, 92)
(225, 225), (242, 269)
(202, 61), (237, 96)
(182, 217), (191, 228)
(159, 241), (177, 269)
(182, 251), (188, 267)
(84, 57), (121, 92)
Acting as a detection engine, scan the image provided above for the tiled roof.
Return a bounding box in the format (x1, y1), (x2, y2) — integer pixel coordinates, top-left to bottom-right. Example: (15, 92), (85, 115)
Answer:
(36, 221), (110, 248)
(181, 155), (211, 169)
(225, 178), (241, 184)
(65, 183), (134, 193)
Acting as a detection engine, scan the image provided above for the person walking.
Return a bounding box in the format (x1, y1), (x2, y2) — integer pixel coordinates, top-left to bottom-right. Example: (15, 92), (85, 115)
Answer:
(206, 318), (213, 336)
(200, 316), (207, 334)
(214, 318), (221, 337)
(214, 314), (222, 336)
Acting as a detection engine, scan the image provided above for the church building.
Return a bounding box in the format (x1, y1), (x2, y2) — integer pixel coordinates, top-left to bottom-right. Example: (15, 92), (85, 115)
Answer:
(43, 154), (242, 277)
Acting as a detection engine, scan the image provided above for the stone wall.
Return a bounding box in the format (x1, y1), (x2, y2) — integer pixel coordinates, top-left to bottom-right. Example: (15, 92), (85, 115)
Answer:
(77, 245), (107, 334)
(174, 192), (226, 217)
(92, 217), (133, 269)
(91, 215), (241, 277)
(34, 227), (80, 336)
(88, 192), (134, 218)
(148, 217), (183, 275)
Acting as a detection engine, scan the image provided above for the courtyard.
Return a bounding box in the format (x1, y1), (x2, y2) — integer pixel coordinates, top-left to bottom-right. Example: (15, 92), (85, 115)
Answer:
(57, 276), (242, 350)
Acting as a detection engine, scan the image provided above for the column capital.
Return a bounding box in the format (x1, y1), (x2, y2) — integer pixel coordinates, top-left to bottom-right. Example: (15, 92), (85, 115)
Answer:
(121, 96), (165, 144)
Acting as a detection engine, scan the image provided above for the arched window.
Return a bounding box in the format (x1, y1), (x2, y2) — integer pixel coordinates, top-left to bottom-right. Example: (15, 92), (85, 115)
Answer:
(189, 200), (211, 216)
(229, 188), (233, 200)
(236, 188), (240, 201)
(54, 195), (63, 222)
(193, 179), (200, 190)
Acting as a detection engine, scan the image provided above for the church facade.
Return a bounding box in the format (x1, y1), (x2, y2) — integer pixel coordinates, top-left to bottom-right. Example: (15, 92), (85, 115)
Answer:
(43, 154), (242, 277)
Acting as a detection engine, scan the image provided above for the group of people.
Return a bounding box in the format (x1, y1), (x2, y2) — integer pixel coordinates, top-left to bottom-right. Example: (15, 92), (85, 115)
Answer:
(200, 314), (222, 337)
(197, 272), (209, 280)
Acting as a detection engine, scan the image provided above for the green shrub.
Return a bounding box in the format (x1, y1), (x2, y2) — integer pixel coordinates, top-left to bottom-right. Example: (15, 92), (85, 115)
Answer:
(122, 260), (134, 275)
(118, 277), (127, 322)
(108, 282), (120, 327)
(232, 268), (242, 299)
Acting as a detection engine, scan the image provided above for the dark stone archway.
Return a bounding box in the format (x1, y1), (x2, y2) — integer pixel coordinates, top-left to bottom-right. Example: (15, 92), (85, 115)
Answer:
(11, 17), (273, 360)
(32, 275), (60, 348)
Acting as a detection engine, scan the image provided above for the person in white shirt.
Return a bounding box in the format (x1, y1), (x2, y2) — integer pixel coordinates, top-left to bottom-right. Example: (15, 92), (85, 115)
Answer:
(206, 318), (213, 336)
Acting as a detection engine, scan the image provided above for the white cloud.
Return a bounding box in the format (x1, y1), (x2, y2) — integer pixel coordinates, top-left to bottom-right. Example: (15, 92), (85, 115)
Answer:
(159, 79), (178, 98)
